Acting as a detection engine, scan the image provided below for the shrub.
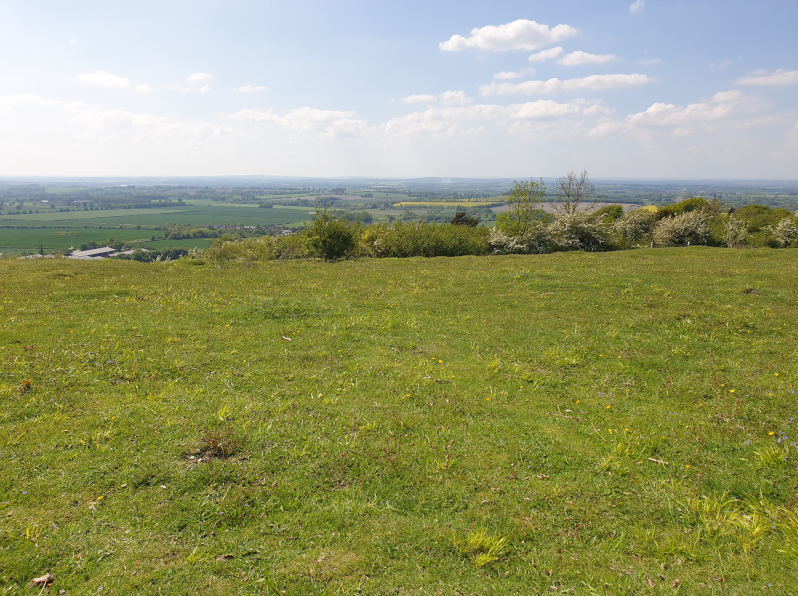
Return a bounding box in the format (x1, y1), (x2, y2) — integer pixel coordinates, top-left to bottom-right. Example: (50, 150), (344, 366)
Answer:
(379, 221), (490, 258)
(653, 210), (710, 246)
(613, 208), (657, 247)
(658, 197), (709, 219)
(593, 204), (625, 221)
(548, 211), (610, 252)
(304, 209), (360, 262)
(489, 221), (550, 254)
(768, 217), (798, 247)
(723, 214), (751, 248)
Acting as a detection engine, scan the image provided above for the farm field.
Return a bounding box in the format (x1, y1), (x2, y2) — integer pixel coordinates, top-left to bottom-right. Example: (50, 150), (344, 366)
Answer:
(0, 203), (312, 228)
(392, 200), (504, 208)
(0, 202), (315, 254)
(1, 249), (797, 594)
(0, 227), (155, 255)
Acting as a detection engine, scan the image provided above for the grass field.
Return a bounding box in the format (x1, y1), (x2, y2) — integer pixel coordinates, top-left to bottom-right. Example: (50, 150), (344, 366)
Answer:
(0, 203), (311, 228)
(0, 202), (315, 254)
(392, 201), (503, 208)
(1, 249), (797, 594)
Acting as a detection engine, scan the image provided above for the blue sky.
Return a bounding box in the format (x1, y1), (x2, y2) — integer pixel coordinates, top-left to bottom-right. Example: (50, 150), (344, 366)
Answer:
(0, 0), (796, 179)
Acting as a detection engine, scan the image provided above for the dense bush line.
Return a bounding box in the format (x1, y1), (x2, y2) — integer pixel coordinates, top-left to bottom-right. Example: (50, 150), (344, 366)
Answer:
(199, 200), (798, 264)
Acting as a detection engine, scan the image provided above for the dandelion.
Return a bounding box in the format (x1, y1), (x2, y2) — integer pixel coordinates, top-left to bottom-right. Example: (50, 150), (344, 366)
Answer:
(769, 431), (775, 436)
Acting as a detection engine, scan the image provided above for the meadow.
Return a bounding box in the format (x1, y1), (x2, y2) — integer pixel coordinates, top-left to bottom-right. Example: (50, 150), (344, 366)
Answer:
(1, 248), (797, 594)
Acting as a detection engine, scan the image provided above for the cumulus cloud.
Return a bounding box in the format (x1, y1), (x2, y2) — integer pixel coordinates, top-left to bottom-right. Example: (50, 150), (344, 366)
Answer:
(75, 70), (131, 90)
(589, 90), (775, 138)
(0, 94), (59, 108)
(234, 85), (269, 93)
(187, 72), (212, 84)
(230, 107), (369, 138)
(481, 73), (653, 96)
(438, 91), (473, 106)
(527, 47), (564, 62)
(383, 99), (610, 137)
(64, 102), (165, 130)
(558, 51), (617, 66)
(494, 68), (535, 80)
(402, 91), (472, 106)
(200, 85), (211, 93)
(736, 69), (798, 86)
(630, 0), (644, 13)
(439, 19), (577, 52)
(403, 94), (437, 104)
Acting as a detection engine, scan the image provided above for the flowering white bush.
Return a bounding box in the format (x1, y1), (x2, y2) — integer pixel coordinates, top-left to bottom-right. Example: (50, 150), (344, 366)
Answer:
(652, 210), (710, 246)
(723, 214), (750, 248)
(548, 211), (610, 252)
(489, 222), (550, 254)
(613, 208), (657, 247)
(768, 217), (798, 247)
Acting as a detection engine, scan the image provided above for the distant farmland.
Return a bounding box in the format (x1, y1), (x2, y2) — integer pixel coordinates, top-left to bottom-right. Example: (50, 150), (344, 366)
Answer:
(0, 201), (314, 254)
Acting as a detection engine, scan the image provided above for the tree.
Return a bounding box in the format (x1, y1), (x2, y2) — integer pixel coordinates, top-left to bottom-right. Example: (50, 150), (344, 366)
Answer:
(304, 208), (359, 262)
(555, 170), (596, 215)
(450, 211), (480, 227)
(497, 178), (546, 235)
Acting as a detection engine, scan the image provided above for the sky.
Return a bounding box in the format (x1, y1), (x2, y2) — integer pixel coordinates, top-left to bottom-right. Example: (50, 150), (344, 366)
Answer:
(0, 0), (796, 179)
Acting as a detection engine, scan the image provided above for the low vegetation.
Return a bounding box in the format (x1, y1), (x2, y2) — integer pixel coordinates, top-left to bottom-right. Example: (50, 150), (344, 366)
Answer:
(199, 199), (798, 265)
(1, 248), (797, 593)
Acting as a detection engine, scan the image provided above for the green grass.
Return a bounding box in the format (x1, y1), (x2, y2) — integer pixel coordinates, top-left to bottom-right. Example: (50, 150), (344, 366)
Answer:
(0, 203), (311, 228)
(1, 248), (797, 594)
(0, 227), (155, 254)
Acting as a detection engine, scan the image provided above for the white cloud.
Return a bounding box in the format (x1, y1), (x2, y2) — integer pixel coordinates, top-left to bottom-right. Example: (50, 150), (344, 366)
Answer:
(230, 106), (369, 138)
(187, 72), (212, 84)
(235, 85), (269, 93)
(402, 91), (472, 106)
(736, 69), (798, 86)
(527, 47), (564, 62)
(494, 68), (535, 80)
(200, 85), (211, 93)
(630, 0), (644, 13)
(64, 102), (165, 131)
(558, 51), (617, 66)
(481, 73), (653, 96)
(403, 94), (437, 104)
(438, 91), (472, 106)
(589, 90), (776, 138)
(512, 99), (610, 119)
(135, 84), (154, 93)
(75, 70), (131, 90)
(384, 99), (610, 137)
(0, 94), (59, 108)
(439, 19), (577, 52)
(68, 38), (78, 45)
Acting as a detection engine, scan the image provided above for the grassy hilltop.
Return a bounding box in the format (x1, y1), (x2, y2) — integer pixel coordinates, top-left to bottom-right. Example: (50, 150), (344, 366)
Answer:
(1, 249), (797, 594)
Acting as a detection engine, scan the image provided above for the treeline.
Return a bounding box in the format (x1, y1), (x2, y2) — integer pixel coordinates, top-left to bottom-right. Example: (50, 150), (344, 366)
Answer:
(200, 199), (798, 264)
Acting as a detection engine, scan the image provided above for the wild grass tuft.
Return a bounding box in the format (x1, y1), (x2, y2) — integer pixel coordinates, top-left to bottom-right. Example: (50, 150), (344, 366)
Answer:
(455, 528), (509, 567)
